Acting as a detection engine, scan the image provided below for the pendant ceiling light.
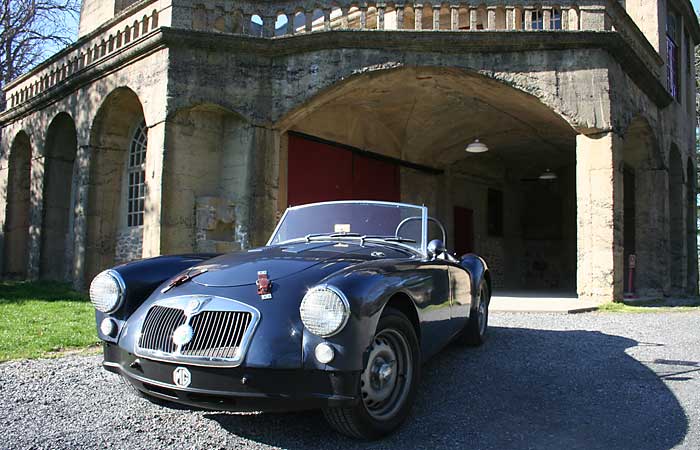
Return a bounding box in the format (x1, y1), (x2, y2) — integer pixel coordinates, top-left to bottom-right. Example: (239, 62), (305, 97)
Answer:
(466, 139), (488, 153)
(539, 169), (558, 180)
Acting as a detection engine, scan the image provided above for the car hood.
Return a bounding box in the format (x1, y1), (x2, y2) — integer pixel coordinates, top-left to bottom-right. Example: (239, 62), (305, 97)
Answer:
(189, 241), (411, 287)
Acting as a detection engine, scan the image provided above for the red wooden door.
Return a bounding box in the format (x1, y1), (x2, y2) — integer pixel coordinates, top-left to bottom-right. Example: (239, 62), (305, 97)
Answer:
(288, 134), (353, 206)
(454, 206), (474, 257)
(287, 134), (400, 206)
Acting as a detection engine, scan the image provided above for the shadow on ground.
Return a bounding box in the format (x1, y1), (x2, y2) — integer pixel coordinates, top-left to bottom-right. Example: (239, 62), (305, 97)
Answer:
(204, 326), (688, 450)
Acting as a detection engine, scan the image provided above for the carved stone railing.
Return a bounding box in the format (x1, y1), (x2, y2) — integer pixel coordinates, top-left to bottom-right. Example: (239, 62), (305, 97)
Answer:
(4, 0), (165, 111)
(3, 0), (666, 112)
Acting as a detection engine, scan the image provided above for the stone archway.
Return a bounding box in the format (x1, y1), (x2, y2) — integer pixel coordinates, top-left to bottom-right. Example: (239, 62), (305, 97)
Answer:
(40, 113), (78, 281)
(85, 87), (146, 284)
(668, 145), (684, 292)
(620, 117), (665, 297)
(276, 66), (578, 293)
(162, 104), (255, 254)
(2, 131), (32, 278)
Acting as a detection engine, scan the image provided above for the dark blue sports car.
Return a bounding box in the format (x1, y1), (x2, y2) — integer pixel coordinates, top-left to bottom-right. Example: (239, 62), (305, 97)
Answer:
(90, 200), (491, 439)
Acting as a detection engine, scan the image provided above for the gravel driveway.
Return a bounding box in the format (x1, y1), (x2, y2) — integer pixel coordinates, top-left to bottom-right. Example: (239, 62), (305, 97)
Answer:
(1, 311), (699, 450)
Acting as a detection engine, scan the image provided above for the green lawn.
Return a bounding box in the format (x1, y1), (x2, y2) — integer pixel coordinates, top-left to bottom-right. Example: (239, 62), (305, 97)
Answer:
(598, 298), (700, 313)
(0, 281), (99, 362)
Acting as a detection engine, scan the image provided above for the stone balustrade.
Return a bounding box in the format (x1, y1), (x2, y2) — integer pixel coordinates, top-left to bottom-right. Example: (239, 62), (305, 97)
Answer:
(3, 0), (662, 112)
(180, 0), (608, 37)
(5, 0), (164, 111)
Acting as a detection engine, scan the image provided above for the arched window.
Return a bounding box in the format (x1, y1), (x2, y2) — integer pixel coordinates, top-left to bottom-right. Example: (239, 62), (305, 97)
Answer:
(127, 121), (147, 227)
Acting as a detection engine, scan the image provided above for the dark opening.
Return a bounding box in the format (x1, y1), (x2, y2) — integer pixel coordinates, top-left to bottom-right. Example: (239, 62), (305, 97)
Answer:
(487, 189), (504, 237)
(623, 166), (636, 292)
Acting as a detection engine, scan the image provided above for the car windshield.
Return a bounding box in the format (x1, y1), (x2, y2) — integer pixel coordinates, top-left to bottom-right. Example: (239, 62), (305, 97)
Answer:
(268, 201), (428, 254)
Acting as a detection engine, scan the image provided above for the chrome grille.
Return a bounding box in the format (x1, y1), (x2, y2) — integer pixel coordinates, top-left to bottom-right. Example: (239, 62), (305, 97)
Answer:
(134, 295), (259, 367)
(138, 306), (187, 353)
(181, 311), (252, 359)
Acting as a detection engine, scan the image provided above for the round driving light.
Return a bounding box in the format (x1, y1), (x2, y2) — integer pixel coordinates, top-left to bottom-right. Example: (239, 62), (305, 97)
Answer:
(89, 270), (125, 313)
(315, 343), (335, 364)
(173, 324), (194, 347)
(100, 318), (117, 337)
(300, 286), (350, 337)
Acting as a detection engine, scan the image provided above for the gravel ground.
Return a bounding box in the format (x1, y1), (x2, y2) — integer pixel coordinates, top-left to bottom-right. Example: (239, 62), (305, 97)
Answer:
(1, 311), (699, 450)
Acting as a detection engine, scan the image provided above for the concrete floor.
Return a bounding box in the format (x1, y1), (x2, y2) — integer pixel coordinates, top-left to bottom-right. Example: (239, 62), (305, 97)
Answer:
(490, 290), (599, 313)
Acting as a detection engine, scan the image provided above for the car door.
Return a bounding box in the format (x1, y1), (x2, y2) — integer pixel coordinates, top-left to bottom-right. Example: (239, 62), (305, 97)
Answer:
(447, 263), (472, 324)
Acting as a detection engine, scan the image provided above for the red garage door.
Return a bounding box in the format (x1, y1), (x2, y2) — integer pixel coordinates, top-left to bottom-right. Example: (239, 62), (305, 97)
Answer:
(288, 133), (400, 206)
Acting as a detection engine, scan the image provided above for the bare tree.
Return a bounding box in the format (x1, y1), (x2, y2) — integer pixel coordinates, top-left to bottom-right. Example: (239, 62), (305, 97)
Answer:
(0, 0), (79, 104)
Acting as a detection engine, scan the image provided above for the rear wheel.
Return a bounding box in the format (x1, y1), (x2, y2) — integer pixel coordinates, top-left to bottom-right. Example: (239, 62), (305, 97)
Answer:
(458, 279), (490, 346)
(323, 308), (420, 440)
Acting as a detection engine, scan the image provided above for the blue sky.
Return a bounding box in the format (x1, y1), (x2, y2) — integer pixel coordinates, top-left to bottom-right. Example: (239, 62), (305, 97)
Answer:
(693, 0), (700, 15)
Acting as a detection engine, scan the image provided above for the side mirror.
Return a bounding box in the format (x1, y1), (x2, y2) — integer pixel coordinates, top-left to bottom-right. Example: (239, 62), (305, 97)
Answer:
(427, 239), (446, 259)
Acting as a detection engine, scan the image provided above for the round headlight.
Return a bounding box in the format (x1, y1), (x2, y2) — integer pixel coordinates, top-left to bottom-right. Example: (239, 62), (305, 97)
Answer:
(300, 286), (349, 337)
(89, 270), (125, 313)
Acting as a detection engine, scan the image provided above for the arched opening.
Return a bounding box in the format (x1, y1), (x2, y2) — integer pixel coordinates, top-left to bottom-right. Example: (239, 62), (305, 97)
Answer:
(277, 67), (578, 294)
(669, 145), (684, 292)
(686, 158), (697, 293)
(162, 104), (254, 254)
(86, 87), (146, 284)
(621, 117), (665, 297)
(2, 131), (32, 278)
(40, 113), (78, 281)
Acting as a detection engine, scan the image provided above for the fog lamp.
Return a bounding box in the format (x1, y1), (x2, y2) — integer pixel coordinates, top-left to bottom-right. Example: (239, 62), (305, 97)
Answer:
(315, 343), (335, 364)
(100, 318), (117, 337)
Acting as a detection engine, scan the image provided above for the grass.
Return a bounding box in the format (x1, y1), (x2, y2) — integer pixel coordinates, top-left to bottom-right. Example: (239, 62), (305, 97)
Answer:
(598, 298), (700, 313)
(0, 281), (99, 362)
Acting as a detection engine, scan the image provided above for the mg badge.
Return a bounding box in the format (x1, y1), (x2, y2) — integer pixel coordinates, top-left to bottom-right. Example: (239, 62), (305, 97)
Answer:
(173, 367), (191, 388)
(184, 297), (209, 316)
(173, 324), (194, 347)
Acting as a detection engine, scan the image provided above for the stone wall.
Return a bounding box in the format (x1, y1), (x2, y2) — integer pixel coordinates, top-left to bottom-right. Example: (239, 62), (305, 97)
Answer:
(114, 227), (143, 264)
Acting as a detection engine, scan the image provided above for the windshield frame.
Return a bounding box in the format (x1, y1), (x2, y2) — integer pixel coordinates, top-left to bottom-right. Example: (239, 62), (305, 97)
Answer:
(267, 200), (429, 256)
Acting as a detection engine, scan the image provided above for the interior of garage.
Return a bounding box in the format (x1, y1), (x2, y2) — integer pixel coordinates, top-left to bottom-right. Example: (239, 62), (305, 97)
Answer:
(278, 67), (578, 294)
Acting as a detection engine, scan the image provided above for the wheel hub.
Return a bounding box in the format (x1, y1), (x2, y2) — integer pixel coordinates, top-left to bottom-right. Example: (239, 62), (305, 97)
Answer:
(361, 339), (397, 405)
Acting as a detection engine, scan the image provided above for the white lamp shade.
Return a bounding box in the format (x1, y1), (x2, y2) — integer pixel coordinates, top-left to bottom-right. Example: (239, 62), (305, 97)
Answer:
(466, 139), (488, 153)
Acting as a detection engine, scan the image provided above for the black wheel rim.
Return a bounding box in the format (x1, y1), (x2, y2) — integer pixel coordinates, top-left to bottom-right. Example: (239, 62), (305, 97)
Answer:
(360, 328), (413, 420)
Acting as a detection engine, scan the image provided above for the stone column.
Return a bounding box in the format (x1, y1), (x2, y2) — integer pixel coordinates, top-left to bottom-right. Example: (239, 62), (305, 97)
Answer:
(396, 6), (404, 29)
(543, 8), (551, 30)
(324, 9), (331, 31)
(286, 13), (295, 34)
(523, 8), (532, 30)
(360, 7), (367, 29)
(142, 120), (166, 259)
(487, 7), (496, 30)
(505, 7), (515, 30)
(71, 144), (92, 289)
(341, 7), (349, 29)
(377, 6), (385, 30)
(27, 154), (45, 279)
(432, 5), (440, 30)
(451, 5), (459, 30)
(415, 4), (423, 30)
(576, 132), (624, 302)
(0, 134), (9, 276)
(249, 127), (282, 247)
(262, 15), (276, 37)
(305, 11), (313, 32)
(469, 7), (477, 30)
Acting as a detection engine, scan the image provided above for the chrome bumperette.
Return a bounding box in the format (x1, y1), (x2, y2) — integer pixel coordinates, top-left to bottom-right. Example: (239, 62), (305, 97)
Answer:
(134, 295), (260, 367)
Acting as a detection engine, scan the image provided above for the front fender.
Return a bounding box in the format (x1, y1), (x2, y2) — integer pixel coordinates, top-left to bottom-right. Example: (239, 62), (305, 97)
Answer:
(94, 254), (218, 341)
(302, 261), (424, 372)
(460, 253), (490, 304)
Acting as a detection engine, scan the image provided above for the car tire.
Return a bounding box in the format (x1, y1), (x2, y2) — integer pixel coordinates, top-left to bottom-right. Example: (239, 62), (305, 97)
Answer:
(323, 308), (421, 440)
(458, 278), (490, 347)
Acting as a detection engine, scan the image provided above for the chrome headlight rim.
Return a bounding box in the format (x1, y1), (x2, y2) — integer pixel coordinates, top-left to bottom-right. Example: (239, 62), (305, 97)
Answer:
(90, 269), (126, 314)
(300, 284), (350, 338)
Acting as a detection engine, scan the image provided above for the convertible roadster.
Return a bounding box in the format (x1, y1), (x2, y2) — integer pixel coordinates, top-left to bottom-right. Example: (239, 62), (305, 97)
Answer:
(91, 200), (491, 439)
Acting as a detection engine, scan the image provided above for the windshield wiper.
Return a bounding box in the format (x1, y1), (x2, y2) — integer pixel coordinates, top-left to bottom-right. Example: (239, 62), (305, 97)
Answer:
(305, 232), (364, 242)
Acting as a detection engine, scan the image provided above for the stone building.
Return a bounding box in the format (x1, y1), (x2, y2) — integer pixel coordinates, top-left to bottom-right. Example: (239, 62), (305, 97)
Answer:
(0, 0), (697, 302)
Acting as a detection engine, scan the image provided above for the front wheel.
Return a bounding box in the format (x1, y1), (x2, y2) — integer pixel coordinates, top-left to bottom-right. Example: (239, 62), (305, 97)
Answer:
(457, 279), (490, 346)
(323, 308), (420, 440)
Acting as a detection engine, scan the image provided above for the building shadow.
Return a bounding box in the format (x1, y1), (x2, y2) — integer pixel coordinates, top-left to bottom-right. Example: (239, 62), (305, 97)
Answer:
(203, 326), (688, 449)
